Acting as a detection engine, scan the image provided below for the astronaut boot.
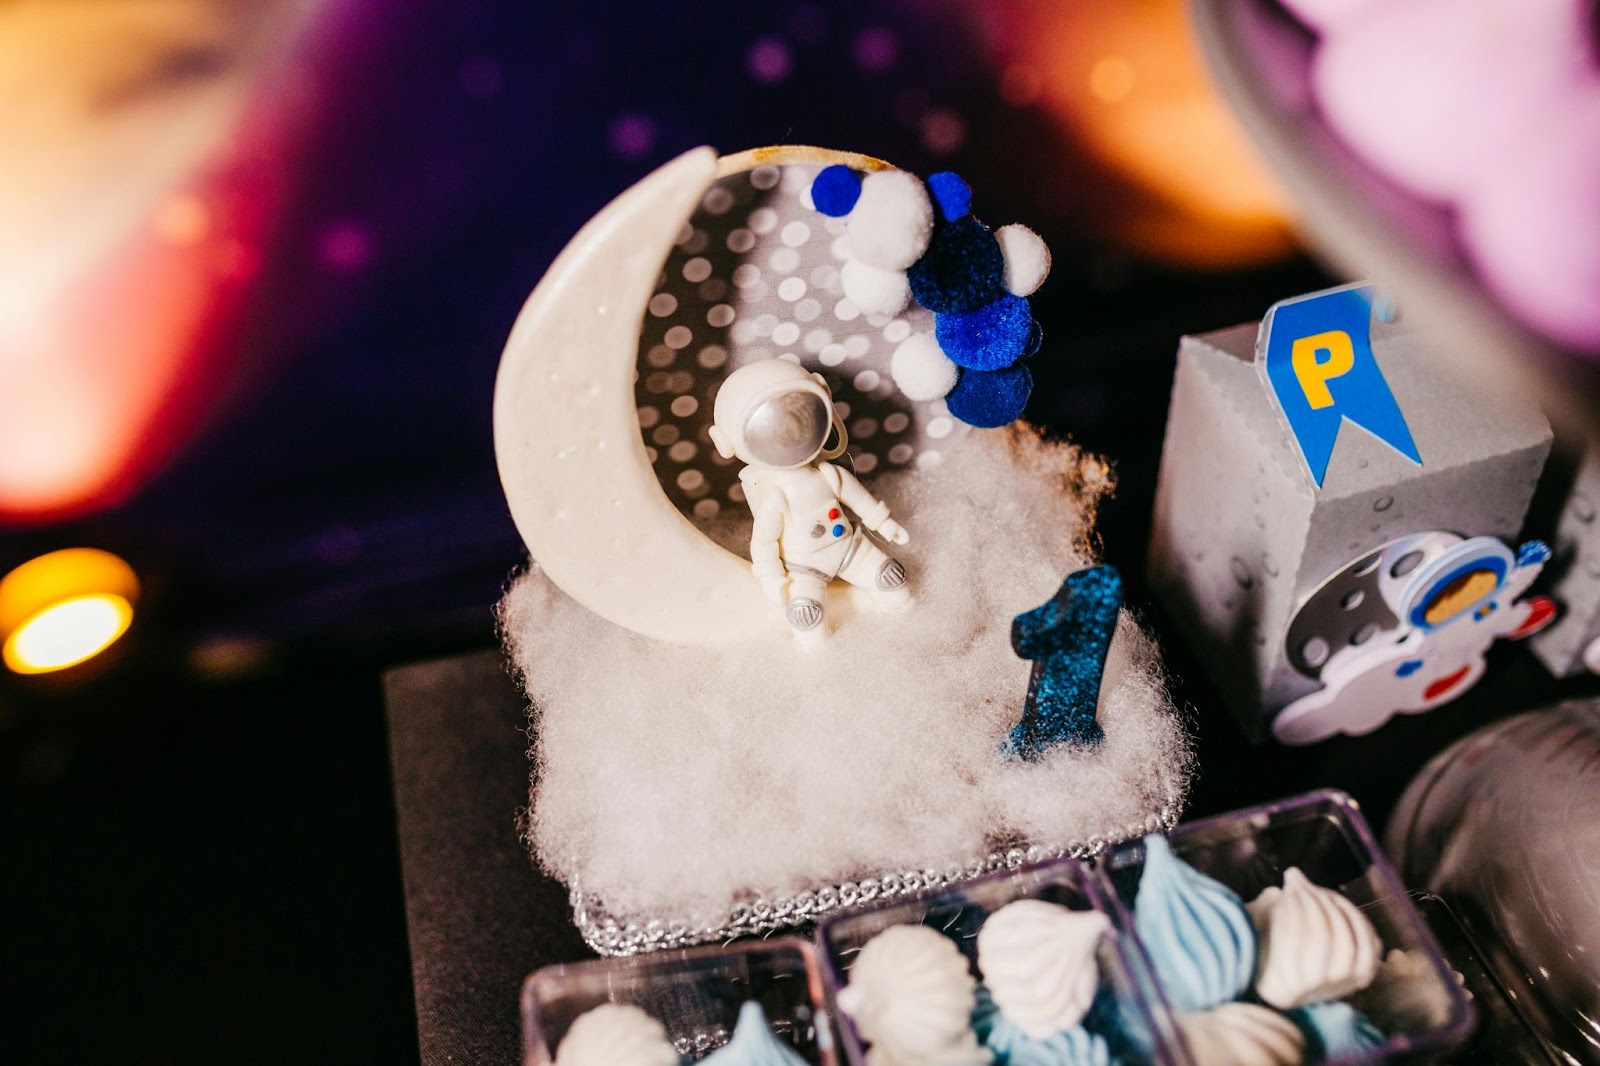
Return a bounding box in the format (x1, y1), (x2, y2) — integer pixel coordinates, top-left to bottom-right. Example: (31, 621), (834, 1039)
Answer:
(841, 542), (912, 612)
(873, 556), (913, 610)
(783, 571), (831, 649)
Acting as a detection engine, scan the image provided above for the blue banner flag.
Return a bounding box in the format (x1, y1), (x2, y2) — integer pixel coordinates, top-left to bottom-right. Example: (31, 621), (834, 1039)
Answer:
(1257, 284), (1420, 488)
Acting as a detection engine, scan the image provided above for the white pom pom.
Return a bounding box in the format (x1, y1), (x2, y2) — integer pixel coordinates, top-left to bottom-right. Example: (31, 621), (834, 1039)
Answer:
(995, 224), (1051, 297)
(891, 333), (959, 401)
(846, 170), (934, 271)
(840, 259), (912, 316)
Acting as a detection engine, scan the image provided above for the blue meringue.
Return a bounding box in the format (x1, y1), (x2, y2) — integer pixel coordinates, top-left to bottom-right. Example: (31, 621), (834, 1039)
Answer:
(701, 1001), (809, 1066)
(1288, 1000), (1386, 1062)
(1132, 835), (1257, 1013)
(973, 986), (1115, 1066)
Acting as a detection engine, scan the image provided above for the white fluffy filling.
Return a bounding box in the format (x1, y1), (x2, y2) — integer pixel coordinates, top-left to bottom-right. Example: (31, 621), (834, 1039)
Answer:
(500, 428), (1193, 921)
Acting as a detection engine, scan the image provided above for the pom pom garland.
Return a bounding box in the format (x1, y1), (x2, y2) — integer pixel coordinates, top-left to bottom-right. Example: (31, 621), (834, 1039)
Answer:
(946, 363), (1033, 429)
(995, 224), (1052, 297)
(936, 295), (1036, 371)
(808, 164), (1051, 424)
(841, 258), (913, 317)
(891, 332), (961, 401)
(847, 170), (935, 271)
(908, 216), (1008, 315)
(811, 164), (863, 217)
(927, 170), (974, 222)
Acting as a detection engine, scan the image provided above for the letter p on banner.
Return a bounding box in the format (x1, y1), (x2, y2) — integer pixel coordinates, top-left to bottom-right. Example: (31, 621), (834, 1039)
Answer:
(1291, 330), (1355, 409)
(1257, 284), (1420, 488)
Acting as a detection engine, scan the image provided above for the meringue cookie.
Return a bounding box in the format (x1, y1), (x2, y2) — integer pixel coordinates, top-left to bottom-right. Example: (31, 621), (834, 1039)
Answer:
(1349, 948), (1458, 1035)
(1287, 1001), (1385, 1061)
(1248, 867), (1382, 1009)
(836, 925), (988, 1065)
(973, 986), (1110, 1066)
(701, 1000), (808, 1066)
(553, 1003), (680, 1066)
(1175, 1002), (1305, 1066)
(976, 900), (1108, 1039)
(1132, 835), (1257, 1012)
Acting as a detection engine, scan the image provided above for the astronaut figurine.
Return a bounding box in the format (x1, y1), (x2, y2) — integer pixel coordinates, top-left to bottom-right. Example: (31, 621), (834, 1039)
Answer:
(709, 360), (912, 646)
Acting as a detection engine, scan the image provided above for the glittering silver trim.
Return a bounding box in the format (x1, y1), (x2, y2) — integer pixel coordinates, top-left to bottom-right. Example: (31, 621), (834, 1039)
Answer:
(565, 802), (1181, 957)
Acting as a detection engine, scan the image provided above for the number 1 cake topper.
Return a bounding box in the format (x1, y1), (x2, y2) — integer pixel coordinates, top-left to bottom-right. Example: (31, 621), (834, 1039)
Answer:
(1256, 283), (1421, 488)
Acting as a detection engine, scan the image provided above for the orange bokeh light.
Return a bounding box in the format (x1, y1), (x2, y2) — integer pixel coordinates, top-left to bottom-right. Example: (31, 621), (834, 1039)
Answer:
(987, 0), (1298, 268)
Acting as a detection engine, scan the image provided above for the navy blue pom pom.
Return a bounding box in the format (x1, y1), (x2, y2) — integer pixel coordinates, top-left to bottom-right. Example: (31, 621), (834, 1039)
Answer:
(946, 362), (1032, 428)
(811, 165), (861, 217)
(907, 217), (1006, 314)
(935, 294), (1034, 370)
(927, 171), (973, 221)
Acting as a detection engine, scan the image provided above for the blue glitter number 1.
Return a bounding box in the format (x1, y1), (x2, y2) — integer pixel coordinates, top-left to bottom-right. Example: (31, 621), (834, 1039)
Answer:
(1005, 565), (1123, 758)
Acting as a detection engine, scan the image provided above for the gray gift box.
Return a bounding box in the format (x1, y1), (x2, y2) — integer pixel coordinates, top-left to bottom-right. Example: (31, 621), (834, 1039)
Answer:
(1530, 446), (1600, 678)
(1148, 311), (1551, 739)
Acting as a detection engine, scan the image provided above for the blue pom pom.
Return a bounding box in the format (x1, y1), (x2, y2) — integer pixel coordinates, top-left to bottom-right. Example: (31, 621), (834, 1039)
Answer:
(935, 294), (1034, 370)
(927, 171), (973, 221)
(947, 362), (1032, 428)
(811, 165), (861, 217)
(908, 216), (1006, 314)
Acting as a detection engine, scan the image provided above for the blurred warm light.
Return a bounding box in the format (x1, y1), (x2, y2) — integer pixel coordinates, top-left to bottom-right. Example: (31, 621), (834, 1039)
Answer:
(991, 0), (1297, 267)
(1089, 56), (1137, 104)
(0, 0), (322, 522)
(0, 549), (140, 675)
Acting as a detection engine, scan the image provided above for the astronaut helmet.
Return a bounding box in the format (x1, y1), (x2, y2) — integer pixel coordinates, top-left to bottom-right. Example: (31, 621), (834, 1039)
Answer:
(709, 359), (848, 470)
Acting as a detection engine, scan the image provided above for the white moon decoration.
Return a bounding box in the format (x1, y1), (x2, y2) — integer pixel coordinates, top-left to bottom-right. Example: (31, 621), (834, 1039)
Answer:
(494, 147), (779, 645)
(494, 146), (939, 646)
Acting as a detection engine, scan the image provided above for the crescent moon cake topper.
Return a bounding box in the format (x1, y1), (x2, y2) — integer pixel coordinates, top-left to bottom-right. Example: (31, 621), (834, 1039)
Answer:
(494, 145), (1192, 954)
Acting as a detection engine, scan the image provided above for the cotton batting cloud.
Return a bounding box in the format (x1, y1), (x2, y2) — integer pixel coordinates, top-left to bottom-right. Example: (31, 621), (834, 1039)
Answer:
(500, 428), (1192, 928)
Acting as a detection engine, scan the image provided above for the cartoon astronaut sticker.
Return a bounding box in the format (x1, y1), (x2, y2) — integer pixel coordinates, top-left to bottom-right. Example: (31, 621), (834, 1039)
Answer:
(709, 359), (912, 647)
(1272, 531), (1556, 744)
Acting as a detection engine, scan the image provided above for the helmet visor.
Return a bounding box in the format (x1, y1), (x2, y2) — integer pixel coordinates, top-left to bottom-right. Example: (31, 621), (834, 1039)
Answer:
(742, 389), (830, 468)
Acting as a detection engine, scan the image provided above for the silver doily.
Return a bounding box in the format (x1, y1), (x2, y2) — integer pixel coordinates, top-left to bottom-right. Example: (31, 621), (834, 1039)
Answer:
(565, 802), (1182, 957)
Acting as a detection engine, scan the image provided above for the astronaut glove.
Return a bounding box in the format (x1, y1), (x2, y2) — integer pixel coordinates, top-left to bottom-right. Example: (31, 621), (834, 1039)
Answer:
(876, 517), (910, 546)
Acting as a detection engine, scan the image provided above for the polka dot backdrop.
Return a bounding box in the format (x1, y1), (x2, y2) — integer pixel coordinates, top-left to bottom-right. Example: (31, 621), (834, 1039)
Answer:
(634, 161), (967, 520)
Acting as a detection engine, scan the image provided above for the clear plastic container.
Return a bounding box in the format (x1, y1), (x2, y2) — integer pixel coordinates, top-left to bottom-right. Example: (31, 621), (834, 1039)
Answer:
(815, 856), (1191, 1066)
(521, 937), (837, 1064)
(1097, 788), (1475, 1065)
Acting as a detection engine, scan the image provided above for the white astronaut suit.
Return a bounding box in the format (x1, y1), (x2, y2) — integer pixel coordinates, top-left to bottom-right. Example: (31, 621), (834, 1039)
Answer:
(709, 360), (911, 644)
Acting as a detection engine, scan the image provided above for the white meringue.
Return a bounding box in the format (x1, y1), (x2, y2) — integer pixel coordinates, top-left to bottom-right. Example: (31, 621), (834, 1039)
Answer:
(1248, 867), (1383, 1009)
(975, 900), (1108, 1039)
(1349, 948), (1458, 1034)
(552, 1003), (680, 1066)
(1176, 1002), (1306, 1066)
(836, 925), (987, 1064)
